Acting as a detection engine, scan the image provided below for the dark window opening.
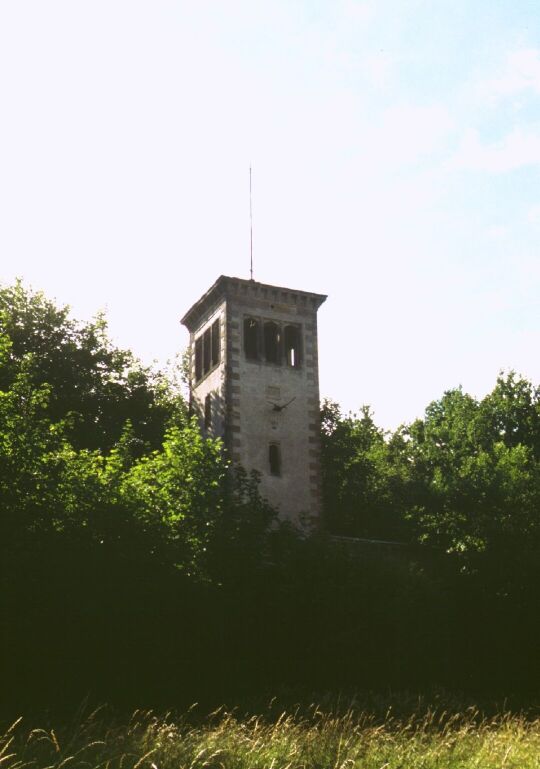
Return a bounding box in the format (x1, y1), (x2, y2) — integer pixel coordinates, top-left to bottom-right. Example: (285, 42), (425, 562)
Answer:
(269, 443), (281, 476)
(244, 317), (259, 360)
(204, 394), (211, 429)
(243, 317), (302, 369)
(284, 325), (300, 367)
(203, 328), (211, 374)
(195, 337), (203, 381)
(194, 317), (222, 383)
(264, 321), (281, 364)
(211, 319), (220, 366)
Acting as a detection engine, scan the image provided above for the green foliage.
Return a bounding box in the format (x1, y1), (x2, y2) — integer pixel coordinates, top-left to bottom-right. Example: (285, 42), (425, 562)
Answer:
(320, 400), (411, 540)
(119, 419), (227, 575)
(402, 377), (540, 568)
(0, 282), (288, 711)
(207, 465), (279, 583)
(0, 281), (281, 585)
(0, 340), (68, 542)
(2, 279), (540, 708)
(0, 280), (181, 452)
(322, 374), (540, 576)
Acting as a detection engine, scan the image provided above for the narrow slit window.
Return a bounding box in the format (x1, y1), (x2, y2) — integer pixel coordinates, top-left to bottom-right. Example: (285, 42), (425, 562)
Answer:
(211, 319), (220, 366)
(203, 328), (211, 374)
(204, 393), (211, 429)
(264, 321), (281, 364)
(269, 443), (281, 476)
(244, 317), (259, 360)
(284, 325), (301, 368)
(195, 337), (203, 381)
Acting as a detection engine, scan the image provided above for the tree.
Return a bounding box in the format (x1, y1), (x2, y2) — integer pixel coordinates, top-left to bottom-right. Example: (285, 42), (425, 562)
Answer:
(402, 376), (540, 575)
(0, 282), (280, 582)
(320, 400), (410, 540)
(119, 418), (227, 576)
(479, 371), (540, 456)
(0, 331), (72, 546)
(0, 280), (183, 452)
(321, 374), (540, 573)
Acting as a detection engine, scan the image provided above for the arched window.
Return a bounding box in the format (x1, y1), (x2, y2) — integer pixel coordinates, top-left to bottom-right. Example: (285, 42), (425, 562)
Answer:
(194, 316), (221, 384)
(244, 317), (259, 360)
(211, 319), (220, 367)
(195, 336), (203, 381)
(284, 325), (300, 367)
(204, 393), (211, 429)
(203, 327), (211, 373)
(269, 443), (281, 476)
(264, 321), (281, 364)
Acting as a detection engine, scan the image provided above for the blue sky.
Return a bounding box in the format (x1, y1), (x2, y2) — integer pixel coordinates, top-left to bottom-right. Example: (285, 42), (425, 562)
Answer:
(1, 0), (539, 428)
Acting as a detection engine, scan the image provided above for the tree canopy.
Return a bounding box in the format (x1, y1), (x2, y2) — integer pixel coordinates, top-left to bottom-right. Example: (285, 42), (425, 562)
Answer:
(2, 279), (539, 708)
(0, 281), (278, 582)
(322, 374), (540, 578)
(0, 281), (179, 452)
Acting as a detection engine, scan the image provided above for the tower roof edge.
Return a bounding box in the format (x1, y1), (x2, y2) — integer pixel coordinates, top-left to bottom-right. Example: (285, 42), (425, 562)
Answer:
(181, 275), (327, 331)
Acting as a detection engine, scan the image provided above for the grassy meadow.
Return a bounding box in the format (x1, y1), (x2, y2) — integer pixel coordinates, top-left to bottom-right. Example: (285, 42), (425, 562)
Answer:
(3, 701), (540, 769)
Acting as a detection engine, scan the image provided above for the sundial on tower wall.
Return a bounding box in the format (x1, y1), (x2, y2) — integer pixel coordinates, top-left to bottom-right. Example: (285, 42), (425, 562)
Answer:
(181, 276), (327, 527)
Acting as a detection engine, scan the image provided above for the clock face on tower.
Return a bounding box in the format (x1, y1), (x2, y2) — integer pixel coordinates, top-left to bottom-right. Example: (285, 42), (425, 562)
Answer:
(267, 396), (296, 413)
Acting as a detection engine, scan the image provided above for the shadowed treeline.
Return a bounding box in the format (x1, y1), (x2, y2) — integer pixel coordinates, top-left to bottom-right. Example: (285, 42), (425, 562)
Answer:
(1, 282), (539, 715)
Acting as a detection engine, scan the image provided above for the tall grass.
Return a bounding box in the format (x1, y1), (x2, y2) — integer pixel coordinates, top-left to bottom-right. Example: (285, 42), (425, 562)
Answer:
(2, 702), (540, 769)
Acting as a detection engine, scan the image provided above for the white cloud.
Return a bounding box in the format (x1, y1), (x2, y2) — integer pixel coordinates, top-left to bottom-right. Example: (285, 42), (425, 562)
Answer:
(527, 203), (540, 224)
(449, 126), (540, 173)
(340, 0), (375, 25)
(485, 225), (508, 240)
(479, 48), (540, 101)
(362, 51), (396, 87)
(365, 103), (455, 168)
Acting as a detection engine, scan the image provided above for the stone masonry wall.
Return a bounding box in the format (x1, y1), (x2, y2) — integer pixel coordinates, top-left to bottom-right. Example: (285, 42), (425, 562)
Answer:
(225, 286), (322, 526)
(191, 300), (227, 440)
(184, 276), (325, 528)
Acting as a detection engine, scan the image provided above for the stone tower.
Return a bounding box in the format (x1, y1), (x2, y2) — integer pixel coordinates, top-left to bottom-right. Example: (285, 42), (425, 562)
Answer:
(181, 276), (326, 526)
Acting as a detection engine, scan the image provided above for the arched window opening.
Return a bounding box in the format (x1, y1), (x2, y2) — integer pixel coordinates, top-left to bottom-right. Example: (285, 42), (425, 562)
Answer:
(203, 327), (211, 374)
(264, 321), (281, 364)
(211, 319), (220, 367)
(269, 443), (281, 476)
(284, 325), (300, 368)
(194, 317), (221, 384)
(195, 337), (203, 381)
(244, 317), (259, 360)
(204, 393), (212, 429)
